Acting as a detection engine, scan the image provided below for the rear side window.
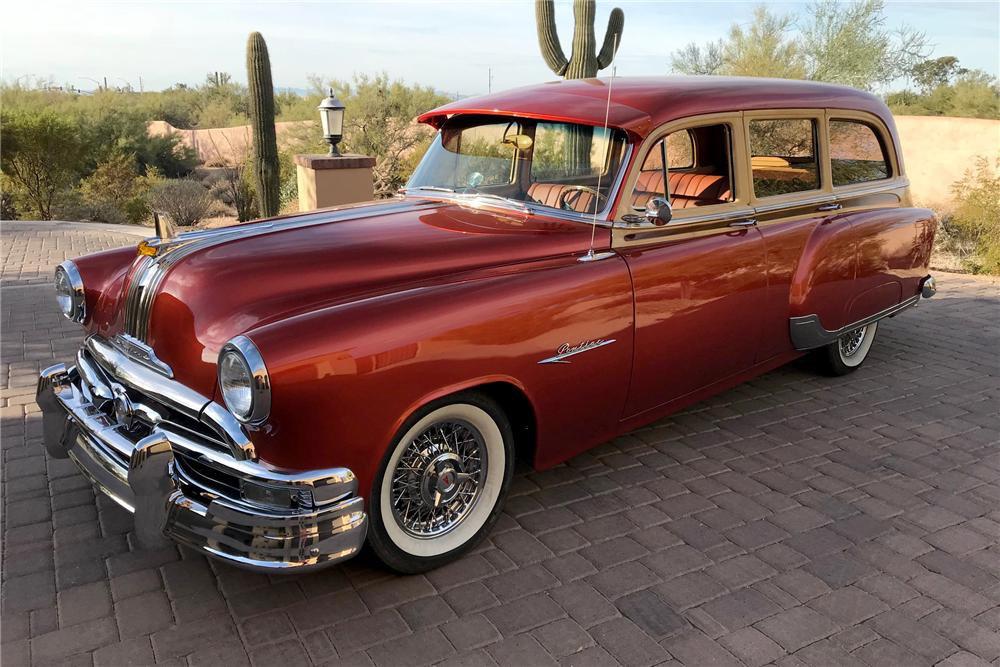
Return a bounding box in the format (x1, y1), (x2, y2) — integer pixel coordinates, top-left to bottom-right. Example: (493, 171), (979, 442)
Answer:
(749, 119), (819, 198)
(665, 131), (694, 169)
(829, 119), (890, 186)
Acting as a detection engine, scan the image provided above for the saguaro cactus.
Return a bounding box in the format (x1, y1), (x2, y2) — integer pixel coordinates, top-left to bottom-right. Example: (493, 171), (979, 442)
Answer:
(535, 0), (624, 80)
(246, 31), (280, 218)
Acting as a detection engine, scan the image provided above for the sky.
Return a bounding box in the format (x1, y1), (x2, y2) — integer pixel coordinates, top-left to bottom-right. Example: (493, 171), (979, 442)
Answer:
(2, 1), (998, 97)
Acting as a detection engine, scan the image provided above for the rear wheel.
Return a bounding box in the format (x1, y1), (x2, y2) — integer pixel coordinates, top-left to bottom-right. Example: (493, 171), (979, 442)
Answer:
(815, 321), (879, 376)
(368, 393), (514, 574)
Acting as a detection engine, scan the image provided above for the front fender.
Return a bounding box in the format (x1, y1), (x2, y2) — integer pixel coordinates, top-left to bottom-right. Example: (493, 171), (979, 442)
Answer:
(244, 256), (634, 496)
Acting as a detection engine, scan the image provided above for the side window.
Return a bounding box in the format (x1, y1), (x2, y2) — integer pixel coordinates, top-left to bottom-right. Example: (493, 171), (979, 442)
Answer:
(631, 124), (733, 211)
(829, 119), (890, 186)
(749, 119), (819, 198)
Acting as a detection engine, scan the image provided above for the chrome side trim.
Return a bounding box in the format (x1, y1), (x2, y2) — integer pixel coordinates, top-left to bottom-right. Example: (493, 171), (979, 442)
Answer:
(539, 339), (617, 364)
(789, 295), (920, 351)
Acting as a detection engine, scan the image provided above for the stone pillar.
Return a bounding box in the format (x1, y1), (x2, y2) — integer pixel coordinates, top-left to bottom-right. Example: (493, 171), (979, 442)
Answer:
(294, 154), (376, 211)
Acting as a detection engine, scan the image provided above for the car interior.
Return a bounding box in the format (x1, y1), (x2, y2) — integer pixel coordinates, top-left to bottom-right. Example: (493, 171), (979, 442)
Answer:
(631, 124), (734, 211)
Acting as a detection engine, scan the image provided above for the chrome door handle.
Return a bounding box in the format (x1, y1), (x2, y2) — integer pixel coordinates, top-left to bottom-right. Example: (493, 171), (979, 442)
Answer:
(729, 218), (758, 228)
(817, 203), (842, 212)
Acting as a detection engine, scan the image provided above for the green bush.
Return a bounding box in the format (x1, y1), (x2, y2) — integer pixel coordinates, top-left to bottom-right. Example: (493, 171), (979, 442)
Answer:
(942, 157), (1000, 274)
(77, 153), (151, 224)
(147, 178), (216, 227)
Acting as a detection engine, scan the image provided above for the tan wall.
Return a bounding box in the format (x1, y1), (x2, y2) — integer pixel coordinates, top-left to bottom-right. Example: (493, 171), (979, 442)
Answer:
(894, 115), (1000, 210)
(147, 120), (312, 166)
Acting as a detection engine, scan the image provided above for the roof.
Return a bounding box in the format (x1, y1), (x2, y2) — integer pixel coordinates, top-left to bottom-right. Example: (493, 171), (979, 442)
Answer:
(417, 76), (894, 139)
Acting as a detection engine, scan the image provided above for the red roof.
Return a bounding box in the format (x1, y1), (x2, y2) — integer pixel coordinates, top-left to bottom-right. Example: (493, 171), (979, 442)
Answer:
(418, 76), (894, 139)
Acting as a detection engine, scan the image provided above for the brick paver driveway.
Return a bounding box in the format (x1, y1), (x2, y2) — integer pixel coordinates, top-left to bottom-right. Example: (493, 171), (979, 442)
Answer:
(3, 221), (999, 667)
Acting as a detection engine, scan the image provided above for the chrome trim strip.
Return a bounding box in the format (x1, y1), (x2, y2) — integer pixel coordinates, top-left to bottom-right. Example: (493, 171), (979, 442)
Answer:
(789, 295), (920, 351)
(754, 192), (837, 214)
(614, 207), (756, 230)
(538, 339), (617, 364)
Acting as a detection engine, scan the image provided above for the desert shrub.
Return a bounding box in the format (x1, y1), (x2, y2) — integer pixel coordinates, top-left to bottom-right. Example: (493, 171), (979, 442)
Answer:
(76, 153), (151, 224)
(942, 157), (1000, 274)
(147, 178), (216, 226)
(207, 166), (258, 222)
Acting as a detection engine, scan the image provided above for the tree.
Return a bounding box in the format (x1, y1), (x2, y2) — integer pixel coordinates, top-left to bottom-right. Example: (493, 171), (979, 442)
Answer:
(910, 56), (966, 93)
(670, 1), (929, 91)
(0, 110), (86, 219)
(246, 32), (281, 217)
(887, 66), (1000, 120)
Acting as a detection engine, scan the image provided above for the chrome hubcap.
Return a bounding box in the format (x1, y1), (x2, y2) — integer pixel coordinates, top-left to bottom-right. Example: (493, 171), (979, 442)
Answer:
(390, 420), (486, 538)
(839, 326), (867, 358)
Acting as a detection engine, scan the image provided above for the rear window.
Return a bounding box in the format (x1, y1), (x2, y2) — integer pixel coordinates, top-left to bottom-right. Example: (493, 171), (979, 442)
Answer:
(829, 119), (890, 186)
(749, 119), (820, 198)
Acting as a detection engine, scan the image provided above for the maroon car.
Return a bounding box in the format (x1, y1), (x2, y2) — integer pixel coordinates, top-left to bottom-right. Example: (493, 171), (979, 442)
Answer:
(37, 77), (937, 573)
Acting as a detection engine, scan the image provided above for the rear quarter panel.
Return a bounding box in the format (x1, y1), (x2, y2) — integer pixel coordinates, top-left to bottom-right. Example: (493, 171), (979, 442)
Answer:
(788, 205), (936, 334)
(244, 256), (635, 497)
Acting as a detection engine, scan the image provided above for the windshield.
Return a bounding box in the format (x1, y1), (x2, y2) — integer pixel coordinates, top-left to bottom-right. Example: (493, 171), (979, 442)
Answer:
(407, 116), (629, 216)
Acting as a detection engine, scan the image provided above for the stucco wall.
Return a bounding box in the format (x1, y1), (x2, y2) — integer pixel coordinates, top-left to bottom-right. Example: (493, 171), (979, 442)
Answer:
(894, 115), (1000, 210)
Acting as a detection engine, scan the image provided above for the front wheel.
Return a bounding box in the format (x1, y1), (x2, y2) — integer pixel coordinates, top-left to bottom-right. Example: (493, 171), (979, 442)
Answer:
(815, 321), (879, 376)
(368, 393), (514, 574)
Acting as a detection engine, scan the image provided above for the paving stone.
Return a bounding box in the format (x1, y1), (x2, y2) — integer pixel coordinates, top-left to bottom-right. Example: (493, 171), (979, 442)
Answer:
(719, 627), (785, 667)
(30, 617), (118, 662)
(706, 554), (776, 590)
(653, 571), (728, 610)
(865, 610), (959, 662)
(803, 552), (874, 588)
(664, 630), (742, 667)
(532, 618), (595, 657)
(699, 588), (782, 632)
(589, 617), (670, 667)
(807, 586), (888, 626)
(93, 636), (155, 666)
(852, 637), (924, 665)
(57, 580), (112, 627)
(485, 592), (564, 635)
(549, 582), (618, 628)
(754, 605), (839, 652)
(488, 633), (558, 667)
(616, 588), (689, 639)
(442, 614), (501, 652)
(367, 628), (456, 667)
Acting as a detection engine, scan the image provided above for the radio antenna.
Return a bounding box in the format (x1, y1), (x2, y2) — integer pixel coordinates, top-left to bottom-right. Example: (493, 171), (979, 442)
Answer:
(583, 31), (619, 262)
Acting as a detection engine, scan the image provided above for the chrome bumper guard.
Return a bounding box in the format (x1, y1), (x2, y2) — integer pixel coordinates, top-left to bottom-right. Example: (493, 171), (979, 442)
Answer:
(36, 349), (367, 572)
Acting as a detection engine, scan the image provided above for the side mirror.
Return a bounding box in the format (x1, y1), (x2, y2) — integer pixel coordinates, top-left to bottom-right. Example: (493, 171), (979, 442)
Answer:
(645, 197), (673, 226)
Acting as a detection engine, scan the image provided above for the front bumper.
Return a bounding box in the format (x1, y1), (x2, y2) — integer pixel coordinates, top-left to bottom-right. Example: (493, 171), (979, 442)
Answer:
(36, 339), (367, 573)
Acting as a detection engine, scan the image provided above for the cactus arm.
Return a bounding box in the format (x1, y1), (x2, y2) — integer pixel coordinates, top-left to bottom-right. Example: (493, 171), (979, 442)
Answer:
(596, 7), (624, 70)
(535, 0), (569, 76)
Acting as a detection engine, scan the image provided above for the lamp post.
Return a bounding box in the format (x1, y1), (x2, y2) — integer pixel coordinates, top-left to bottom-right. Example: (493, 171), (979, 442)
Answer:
(317, 89), (346, 157)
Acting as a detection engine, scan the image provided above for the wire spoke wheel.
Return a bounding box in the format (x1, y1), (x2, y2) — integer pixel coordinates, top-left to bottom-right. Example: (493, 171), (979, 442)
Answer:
(389, 419), (488, 539)
(838, 325), (868, 358)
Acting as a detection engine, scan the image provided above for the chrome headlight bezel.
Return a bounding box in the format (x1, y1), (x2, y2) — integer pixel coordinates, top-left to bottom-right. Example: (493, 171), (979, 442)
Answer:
(218, 335), (271, 425)
(55, 260), (86, 323)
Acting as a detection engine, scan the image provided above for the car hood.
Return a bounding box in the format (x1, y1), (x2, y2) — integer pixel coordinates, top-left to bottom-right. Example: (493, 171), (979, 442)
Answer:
(98, 197), (605, 395)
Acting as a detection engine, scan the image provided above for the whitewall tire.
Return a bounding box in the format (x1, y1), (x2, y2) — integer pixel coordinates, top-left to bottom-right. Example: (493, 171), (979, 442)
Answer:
(817, 321), (879, 376)
(368, 392), (514, 573)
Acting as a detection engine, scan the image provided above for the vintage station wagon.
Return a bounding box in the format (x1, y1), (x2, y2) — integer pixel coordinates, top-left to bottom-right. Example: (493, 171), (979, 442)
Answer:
(38, 77), (937, 573)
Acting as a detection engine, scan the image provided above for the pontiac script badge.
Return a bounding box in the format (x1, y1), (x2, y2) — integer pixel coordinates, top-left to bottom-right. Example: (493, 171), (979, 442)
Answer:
(538, 339), (616, 364)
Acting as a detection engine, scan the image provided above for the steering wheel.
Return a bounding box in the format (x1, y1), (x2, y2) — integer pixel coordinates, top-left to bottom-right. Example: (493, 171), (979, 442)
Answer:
(557, 186), (608, 213)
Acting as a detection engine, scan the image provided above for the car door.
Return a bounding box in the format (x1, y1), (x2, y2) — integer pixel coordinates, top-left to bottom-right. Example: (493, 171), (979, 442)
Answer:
(612, 113), (768, 419)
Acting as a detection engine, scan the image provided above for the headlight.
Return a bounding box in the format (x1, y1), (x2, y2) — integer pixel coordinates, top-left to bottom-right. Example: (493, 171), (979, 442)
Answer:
(55, 261), (86, 323)
(218, 336), (270, 424)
